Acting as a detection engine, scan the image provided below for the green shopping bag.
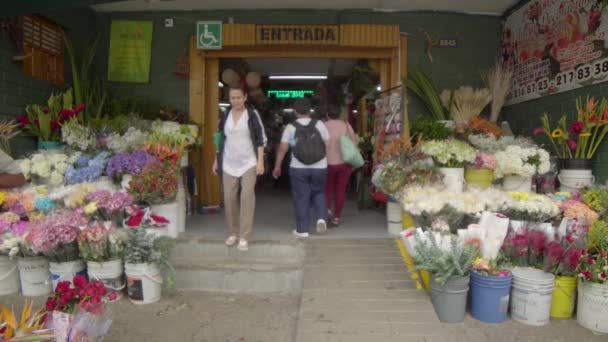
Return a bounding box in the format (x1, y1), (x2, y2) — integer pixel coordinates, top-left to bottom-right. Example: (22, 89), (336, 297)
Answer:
(340, 134), (364, 168)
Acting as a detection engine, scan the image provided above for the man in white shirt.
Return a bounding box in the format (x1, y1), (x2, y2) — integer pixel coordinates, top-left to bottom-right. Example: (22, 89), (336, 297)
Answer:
(273, 98), (329, 237)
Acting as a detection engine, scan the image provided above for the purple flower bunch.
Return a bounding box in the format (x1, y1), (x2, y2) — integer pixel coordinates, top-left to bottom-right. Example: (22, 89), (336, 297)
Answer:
(105, 150), (158, 179)
(65, 152), (111, 185)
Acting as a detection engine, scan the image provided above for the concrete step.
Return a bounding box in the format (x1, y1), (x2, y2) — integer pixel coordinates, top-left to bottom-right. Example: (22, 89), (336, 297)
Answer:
(172, 237), (306, 263)
(170, 238), (305, 295)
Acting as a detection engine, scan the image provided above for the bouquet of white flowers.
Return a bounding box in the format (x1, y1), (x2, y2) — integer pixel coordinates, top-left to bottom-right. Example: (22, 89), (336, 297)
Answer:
(106, 127), (149, 153)
(468, 133), (537, 153)
(494, 145), (550, 178)
(503, 191), (560, 222)
(62, 118), (97, 152)
(421, 139), (476, 168)
(19, 152), (71, 186)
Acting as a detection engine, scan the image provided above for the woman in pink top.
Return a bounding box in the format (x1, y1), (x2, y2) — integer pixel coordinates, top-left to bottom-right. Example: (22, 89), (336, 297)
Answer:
(324, 105), (358, 227)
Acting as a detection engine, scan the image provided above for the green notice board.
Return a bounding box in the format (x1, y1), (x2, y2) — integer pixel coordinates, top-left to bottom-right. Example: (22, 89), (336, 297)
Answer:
(108, 20), (153, 83)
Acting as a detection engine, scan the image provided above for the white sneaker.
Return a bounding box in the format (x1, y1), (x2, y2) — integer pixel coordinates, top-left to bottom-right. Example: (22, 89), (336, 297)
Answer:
(293, 230), (309, 238)
(225, 236), (238, 246)
(237, 239), (249, 251)
(316, 219), (327, 234)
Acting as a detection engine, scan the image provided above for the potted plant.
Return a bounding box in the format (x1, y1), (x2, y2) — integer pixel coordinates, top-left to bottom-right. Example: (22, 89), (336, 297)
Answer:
(576, 219), (608, 334)
(469, 258), (512, 323)
(412, 231), (477, 323)
(464, 152), (497, 189)
(420, 139), (476, 193)
(16, 88), (84, 150)
(78, 221), (127, 301)
(28, 210), (89, 292)
(494, 145), (550, 192)
(123, 228), (174, 305)
(0, 219), (23, 296)
(3, 218), (53, 297)
(543, 232), (585, 318)
(536, 97), (608, 190)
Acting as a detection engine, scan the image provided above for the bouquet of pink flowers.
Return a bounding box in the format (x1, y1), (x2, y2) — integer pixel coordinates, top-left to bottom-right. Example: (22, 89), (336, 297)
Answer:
(468, 152), (497, 170)
(85, 190), (133, 223)
(77, 221), (127, 262)
(27, 210), (88, 262)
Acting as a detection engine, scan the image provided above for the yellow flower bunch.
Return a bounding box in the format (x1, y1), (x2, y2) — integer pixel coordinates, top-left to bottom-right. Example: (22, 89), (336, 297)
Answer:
(507, 191), (530, 201)
(84, 202), (98, 215)
(0, 192), (5, 206)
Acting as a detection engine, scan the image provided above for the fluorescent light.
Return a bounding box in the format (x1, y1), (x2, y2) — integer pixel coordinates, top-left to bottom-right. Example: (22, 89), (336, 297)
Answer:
(376, 85), (381, 91)
(269, 75), (327, 80)
(283, 108), (294, 113)
(218, 82), (224, 87)
(353, 110), (358, 113)
(311, 109), (315, 112)
(219, 103), (230, 107)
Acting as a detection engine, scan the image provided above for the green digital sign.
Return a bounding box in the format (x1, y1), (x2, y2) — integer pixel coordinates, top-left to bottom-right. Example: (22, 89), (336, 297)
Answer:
(267, 90), (314, 98)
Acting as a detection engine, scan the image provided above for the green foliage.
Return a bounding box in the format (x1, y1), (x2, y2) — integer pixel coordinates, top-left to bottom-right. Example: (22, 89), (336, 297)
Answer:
(407, 67), (449, 121)
(411, 117), (453, 141)
(64, 33), (106, 122)
(412, 233), (478, 285)
(582, 187), (608, 219)
(588, 220), (608, 252)
(350, 60), (377, 97)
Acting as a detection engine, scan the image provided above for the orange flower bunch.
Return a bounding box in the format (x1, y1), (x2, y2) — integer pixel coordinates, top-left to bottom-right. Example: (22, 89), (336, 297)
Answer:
(379, 135), (413, 164)
(468, 116), (503, 137)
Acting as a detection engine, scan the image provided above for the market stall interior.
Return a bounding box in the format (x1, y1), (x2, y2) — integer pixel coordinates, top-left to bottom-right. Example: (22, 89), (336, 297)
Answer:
(185, 57), (387, 239)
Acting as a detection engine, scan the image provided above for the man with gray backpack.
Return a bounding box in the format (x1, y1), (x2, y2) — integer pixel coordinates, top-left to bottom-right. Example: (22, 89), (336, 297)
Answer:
(272, 98), (329, 237)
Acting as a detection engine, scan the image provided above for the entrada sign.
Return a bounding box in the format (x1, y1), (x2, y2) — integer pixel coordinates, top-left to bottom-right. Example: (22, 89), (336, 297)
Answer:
(257, 25), (338, 45)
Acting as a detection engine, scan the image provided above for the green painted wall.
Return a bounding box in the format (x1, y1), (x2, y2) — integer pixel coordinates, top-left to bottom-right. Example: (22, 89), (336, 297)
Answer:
(0, 7), (96, 157)
(94, 10), (502, 120)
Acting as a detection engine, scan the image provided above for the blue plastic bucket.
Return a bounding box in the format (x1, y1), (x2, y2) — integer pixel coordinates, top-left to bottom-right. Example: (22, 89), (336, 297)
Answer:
(470, 271), (513, 323)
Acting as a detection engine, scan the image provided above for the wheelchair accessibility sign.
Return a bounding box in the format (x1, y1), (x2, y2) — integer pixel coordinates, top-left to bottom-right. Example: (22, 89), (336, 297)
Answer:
(197, 21), (222, 49)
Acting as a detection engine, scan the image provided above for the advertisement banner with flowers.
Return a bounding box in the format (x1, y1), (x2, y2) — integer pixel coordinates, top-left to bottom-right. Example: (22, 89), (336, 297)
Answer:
(502, 0), (608, 105)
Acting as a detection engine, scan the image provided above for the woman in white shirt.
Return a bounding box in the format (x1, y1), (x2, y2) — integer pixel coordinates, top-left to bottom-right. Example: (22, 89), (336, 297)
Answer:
(213, 85), (267, 251)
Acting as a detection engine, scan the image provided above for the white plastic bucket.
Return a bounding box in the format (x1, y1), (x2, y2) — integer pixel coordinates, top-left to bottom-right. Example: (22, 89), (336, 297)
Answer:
(121, 174), (133, 191)
(439, 167), (464, 193)
(125, 263), (162, 305)
(558, 169), (595, 192)
(151, 202), (179, 238)
(509, 267), (555, 326)
(87, 259), (125, 300)
(386, 201), (402, 236)
(503, 175), (532, 192)
(0, 256), (20, 295)
(49, 260), (87, 291)
(577, 280), (608, 334)
(17, 257), (52, 296)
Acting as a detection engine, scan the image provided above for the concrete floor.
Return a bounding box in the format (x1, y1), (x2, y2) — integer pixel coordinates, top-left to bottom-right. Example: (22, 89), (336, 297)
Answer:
(185, 183), (388, 240)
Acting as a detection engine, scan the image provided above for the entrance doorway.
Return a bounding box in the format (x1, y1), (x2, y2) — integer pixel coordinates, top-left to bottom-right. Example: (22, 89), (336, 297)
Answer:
(187, 23), (407, 238)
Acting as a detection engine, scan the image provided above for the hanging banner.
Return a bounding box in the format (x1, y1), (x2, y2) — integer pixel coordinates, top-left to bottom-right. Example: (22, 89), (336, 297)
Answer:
(108, 20), (153, 83)
(502, 1), (608, 106)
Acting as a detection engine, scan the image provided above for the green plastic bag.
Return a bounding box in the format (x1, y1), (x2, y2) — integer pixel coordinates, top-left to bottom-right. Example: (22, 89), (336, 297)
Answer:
(340, 135), (364, 168)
